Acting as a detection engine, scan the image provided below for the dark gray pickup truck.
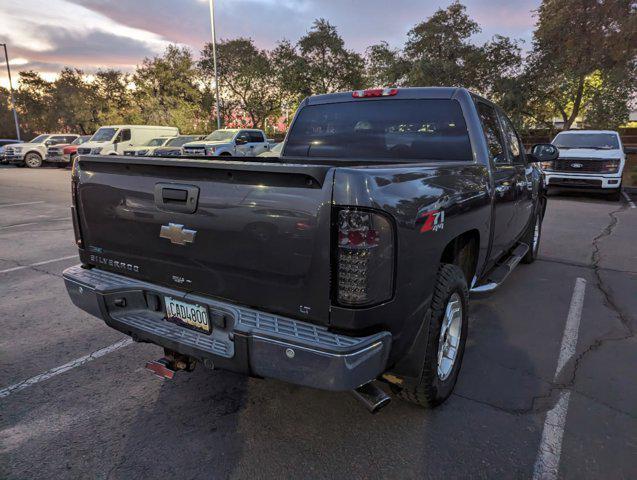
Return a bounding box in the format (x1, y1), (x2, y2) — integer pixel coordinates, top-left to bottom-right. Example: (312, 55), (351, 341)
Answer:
(64, 87), (558, 412)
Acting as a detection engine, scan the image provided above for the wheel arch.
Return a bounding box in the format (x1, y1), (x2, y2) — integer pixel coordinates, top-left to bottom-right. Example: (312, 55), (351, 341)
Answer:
(439, 229), (480, 285)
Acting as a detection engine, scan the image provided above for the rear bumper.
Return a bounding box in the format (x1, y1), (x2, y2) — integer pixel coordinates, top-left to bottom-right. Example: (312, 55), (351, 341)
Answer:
(63, 265), (391, 391)
(544, 172), (622, 190)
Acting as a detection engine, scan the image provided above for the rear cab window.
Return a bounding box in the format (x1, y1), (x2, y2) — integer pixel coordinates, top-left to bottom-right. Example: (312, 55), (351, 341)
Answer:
(284, 99), (473, 161)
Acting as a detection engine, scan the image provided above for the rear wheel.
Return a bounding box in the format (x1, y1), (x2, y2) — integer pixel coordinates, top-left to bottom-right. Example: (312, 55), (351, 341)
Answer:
(394, 264), (468, 408)
(24, 152), (43, 168)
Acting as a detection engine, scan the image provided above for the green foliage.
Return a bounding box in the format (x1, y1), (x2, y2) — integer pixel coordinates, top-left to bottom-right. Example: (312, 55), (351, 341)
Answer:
(8, 2), (635, 135)
(0, 87), (19, 138)
(133, 45), (207, 133)
(365, 42), (409, 87)
(297, 19), (365, 94)
(200, 38), (281, 129)
(528, 0), (636, 130)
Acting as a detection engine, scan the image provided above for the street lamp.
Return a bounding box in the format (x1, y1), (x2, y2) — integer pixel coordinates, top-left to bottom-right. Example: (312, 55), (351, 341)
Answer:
(0, 43), (20, 141)
(208, 0), (222, 130)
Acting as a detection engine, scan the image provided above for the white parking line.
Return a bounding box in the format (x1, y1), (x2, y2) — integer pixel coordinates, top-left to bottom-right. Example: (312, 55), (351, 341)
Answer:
(0, 201), (46, 208)
(532, 277), (586, 480)
(622, 191), (636, 209)
(0, 216), (70, 230)
(0, 254), (78, 274)
(0, 338), (133, 399)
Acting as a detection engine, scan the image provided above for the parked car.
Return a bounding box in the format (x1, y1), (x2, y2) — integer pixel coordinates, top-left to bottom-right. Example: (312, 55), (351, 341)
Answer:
(540, 130), (626, 201)
(46, 135), (92, 167)
(63, 87), (557, 413)
(5, 134), (80, 168)
(182, 129), (271, 157)
(257, 142), (283, 158)
(124, 135), (205, 157)
(0, 139), (20, 164)
(77, 125), (179, 157)
(151, 135), (206, 157)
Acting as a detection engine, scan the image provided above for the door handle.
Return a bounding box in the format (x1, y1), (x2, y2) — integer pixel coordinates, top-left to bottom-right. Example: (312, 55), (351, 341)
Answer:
(154, 183), (199, 214)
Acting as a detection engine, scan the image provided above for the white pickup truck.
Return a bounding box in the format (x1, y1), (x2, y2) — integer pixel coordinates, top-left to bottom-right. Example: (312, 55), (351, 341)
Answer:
(541, 130), (626, 201)
(182, 129), (271, 157)
(5, 134), (80, 168)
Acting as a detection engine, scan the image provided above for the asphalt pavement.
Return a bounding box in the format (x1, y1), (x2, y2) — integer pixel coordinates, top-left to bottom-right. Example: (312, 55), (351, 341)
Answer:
(1, 166), (636, 479)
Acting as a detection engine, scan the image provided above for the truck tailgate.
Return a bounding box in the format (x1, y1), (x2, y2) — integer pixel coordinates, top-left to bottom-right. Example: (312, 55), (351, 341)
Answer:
(74, 156), (334, 324)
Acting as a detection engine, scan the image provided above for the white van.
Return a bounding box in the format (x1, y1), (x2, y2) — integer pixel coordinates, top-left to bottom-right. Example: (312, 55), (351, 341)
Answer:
(77, 125), (179, 156)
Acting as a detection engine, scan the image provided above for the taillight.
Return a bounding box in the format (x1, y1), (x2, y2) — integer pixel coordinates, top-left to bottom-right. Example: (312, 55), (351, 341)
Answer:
(71, 161), (84, 248)
(335, 208), (394, 307)
(352, 88), (398, 98)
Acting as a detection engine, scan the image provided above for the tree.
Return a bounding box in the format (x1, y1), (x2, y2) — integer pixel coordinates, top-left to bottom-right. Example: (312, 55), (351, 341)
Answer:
(365, 41), (409, 87)
(200, 38), (282, 129)
(528, 0), (637, 129)
(297, 19), (365, 94)
(404, 2), (483, 87)
(0, 87), (18, 138)
(14, 71), (55, 135)
(92, 69), (137, 126)
(49, 68), (97, 134)
(133, 45), (206, 132)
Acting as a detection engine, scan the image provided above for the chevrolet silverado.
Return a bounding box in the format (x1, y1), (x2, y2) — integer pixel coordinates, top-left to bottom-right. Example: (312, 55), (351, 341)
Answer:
(63, 87), (558, 412)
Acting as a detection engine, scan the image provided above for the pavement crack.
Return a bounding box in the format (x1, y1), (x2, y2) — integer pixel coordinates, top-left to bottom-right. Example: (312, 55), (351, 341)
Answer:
(571, 389), (637, 419)
(553, 204), (636, 396)
(590, 205), (634, 337)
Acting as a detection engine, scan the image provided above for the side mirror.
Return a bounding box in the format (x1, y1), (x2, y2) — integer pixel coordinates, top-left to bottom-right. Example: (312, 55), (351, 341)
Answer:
(235, 137), (247, 145)
(528, 143), (559, 163)
(45, 140), (52, 146)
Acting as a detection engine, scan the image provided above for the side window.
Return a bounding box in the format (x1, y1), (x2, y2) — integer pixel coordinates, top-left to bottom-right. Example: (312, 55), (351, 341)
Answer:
(120, 129), (131, 142)
(236, 131), (251, 143)
(249, 131), (264, 143)
(476, 102), (507, 165)
(65, 136), (78, 144)
(499, 114), (525, 165)
(50, 136), (67, 145)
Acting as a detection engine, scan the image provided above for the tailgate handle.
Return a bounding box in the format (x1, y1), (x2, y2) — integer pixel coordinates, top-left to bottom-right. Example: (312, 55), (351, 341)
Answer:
(162, 188), (188, 203)
(154, 183), (199, 214)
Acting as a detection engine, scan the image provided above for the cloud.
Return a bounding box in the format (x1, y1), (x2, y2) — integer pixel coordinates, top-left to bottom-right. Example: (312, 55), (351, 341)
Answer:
(0, 0), (541, 88)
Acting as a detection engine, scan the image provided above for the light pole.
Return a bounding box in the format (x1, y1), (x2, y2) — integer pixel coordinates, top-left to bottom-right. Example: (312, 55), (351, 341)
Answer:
(0, 43), (20, 141)
(208, 0), (222, 130)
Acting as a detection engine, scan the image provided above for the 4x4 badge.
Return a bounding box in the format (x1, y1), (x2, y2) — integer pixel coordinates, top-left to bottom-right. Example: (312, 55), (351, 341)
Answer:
(419, 210), (445, 233)
(160, 223), (197, 245)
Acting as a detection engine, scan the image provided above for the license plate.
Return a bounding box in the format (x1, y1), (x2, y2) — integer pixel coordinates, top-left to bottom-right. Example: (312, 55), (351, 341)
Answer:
(164, 296), (210, 333)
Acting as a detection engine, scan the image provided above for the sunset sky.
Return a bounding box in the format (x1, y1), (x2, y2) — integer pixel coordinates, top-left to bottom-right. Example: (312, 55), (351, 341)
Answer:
(0, 0), (541, 89)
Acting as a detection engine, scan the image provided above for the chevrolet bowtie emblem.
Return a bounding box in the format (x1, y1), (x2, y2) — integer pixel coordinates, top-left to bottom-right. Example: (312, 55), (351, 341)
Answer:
(159, 223), (197, 246)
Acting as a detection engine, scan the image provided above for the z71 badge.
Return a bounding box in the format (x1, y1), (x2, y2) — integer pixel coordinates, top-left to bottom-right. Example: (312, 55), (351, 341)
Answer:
(419, 210), (445, 233)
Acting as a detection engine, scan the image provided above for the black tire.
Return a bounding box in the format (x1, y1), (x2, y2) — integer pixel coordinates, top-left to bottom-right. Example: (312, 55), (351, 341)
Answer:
(219, 152), (232, 157)
(24, 152), (43, 168)
(394, 264), (469, 408)
(521, 208), (543, 264)
(15, 163), (26, 168)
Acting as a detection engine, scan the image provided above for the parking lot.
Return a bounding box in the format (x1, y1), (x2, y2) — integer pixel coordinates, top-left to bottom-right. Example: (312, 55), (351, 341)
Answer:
(1, 166), (636, 479)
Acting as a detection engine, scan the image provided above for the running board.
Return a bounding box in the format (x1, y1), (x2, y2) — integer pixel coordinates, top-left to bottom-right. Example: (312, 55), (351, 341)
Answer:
(470, 243), (529, 295)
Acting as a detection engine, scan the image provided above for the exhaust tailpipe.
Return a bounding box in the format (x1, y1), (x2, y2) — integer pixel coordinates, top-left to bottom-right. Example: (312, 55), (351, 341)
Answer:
(351, 382), (391, 414)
